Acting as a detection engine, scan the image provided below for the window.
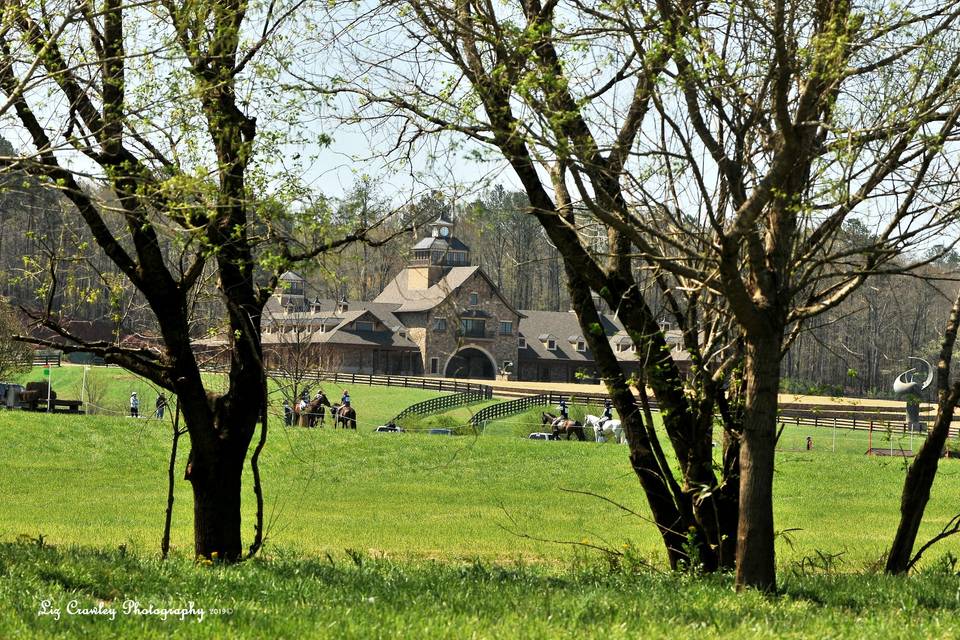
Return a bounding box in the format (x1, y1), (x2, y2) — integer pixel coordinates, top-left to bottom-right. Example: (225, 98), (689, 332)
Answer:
(430, 357), (439, 374)
(469, 292), (479, 306)
(355, 321), (374, 332)
(518, 337), (527, 349)
(460, 318), (486, 338)
(547, 339), (557, 351)
(576, 341), (586, 352)
(499, 321), (513, 335)
(433, 317), (447, 332)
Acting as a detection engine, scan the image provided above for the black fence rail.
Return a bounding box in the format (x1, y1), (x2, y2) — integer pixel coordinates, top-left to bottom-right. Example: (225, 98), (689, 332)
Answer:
(314, 371), (492, 395)
(392, 389), (494, 424)
(468, 391), (634, 429)
(31, 352), (62, 368)
(200, 365), (494, 396)
(469, 393), (558, 427)
(778, 410), (959, 438)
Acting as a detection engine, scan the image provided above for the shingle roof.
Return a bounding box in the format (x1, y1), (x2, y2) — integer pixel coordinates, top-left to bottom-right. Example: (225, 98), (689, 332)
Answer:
(411, 236), (471, 252)
(372, 266), (481, 311)
(517, 310), (689, 364)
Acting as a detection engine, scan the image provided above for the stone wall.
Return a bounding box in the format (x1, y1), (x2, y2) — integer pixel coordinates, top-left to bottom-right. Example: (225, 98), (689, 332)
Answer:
(418, 273), (520, 378)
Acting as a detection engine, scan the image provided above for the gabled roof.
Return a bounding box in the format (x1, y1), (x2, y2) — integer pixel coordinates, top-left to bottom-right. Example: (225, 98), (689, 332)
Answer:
(373, 266), (473, 312)
(374, 266), (526, 319)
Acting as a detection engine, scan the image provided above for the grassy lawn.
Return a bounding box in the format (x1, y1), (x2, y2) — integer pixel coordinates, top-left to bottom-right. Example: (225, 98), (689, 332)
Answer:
(13, 365), (442, 428)
(3, 543), (960, 639)
(2, 370), (960, 637)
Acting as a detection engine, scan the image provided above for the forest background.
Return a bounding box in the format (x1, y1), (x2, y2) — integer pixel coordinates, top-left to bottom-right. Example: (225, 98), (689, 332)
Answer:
(1, 133), (956, 398)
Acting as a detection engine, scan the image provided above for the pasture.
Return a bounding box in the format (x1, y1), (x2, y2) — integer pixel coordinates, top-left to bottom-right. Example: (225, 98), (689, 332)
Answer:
(2, 366), (960, 637)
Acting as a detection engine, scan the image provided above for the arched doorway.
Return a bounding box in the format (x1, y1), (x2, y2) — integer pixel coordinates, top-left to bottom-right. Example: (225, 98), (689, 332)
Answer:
(445, 347), (496, 379)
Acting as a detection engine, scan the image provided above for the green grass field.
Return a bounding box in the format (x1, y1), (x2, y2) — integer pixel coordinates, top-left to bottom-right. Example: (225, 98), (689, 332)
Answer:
(3, 366), (960, 637)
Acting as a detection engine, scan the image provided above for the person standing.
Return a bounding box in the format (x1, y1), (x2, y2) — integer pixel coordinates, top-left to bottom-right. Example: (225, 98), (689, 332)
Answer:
(283, 400), (293, 426)
(155, 393), (167, 419)
(130, 391), (139, 418)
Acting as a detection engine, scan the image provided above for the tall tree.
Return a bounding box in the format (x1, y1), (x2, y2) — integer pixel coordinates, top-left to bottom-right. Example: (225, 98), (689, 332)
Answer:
(318, 0), (960, 591)
(317, 0), (746, 574)
(0, 0), (384, 559)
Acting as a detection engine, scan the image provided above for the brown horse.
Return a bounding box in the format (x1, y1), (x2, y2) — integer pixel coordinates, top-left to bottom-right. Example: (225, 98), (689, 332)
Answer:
(298, 392), (331, 427)
(541, 412), (586, 441)
(332, 403), (357, 429)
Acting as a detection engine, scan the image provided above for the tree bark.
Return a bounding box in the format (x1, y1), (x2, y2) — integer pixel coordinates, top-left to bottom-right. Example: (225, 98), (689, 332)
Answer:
(187, 439), (248, 561)
(736, 333), (782, 591)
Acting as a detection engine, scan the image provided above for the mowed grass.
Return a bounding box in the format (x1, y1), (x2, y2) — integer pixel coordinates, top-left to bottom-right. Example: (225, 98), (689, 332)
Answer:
(2, 403), (959, 567)
(4, 368), (960, 637)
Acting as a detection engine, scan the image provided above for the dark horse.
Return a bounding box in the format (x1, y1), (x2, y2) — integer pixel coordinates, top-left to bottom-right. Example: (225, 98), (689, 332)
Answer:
(541, 412), (586, 441)
(298, 392), (331, 427)
(331, 403), (357, 429)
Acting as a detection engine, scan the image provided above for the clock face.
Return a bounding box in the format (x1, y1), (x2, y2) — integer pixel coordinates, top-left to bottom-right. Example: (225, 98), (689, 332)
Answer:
(439, 226), (450, 237)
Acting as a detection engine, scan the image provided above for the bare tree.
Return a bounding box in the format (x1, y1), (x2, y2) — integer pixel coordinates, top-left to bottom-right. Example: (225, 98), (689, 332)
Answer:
(317, 0), (960, 591)
(0, 0), (387, 560)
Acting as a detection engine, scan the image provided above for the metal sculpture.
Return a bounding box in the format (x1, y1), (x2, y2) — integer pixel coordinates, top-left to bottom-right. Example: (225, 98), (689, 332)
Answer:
(893, 357), (934, 433)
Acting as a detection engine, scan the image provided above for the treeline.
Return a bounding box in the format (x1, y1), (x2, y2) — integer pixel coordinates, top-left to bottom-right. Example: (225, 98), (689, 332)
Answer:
(4, 142), (958, 399)
(783, 269), (959, 398)
(303, 182), (573, 312)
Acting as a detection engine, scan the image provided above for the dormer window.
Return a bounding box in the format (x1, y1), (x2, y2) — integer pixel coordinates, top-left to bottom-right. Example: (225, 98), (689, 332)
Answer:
(355, 320), (374, 332)
(538, 333), (558, 351)
(518, 337), (527, 349)
(576, 341), (586, 352)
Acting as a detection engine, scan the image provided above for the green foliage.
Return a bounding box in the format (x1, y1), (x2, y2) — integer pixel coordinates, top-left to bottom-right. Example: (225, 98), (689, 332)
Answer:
(781, 376), (846, 398)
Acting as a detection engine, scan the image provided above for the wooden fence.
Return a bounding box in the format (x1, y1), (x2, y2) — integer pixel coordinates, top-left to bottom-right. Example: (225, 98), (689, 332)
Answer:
(31, 352), (61, 368)
(777, 403), (957, 438)
(469, 394), (553, 427)
(199, 363), (960, 437)
(200, 365), (494, 396)
(392, 388), (494, 424)
(468, 392), (631, 429)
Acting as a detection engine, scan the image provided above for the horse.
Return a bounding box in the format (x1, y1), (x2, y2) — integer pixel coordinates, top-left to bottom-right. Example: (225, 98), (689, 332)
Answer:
(303, 392), (331, 427)
(585, 414), (624, 444)
(331, 403), (357, 429)
(541, 412), (586, 441)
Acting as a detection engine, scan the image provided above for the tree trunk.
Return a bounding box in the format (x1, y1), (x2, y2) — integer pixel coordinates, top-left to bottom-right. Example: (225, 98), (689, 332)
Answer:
(188, 442), (247, 561)
(886, 288), (960, 573)
(736, 334), (782, 592)
(885, 417), (953, 573)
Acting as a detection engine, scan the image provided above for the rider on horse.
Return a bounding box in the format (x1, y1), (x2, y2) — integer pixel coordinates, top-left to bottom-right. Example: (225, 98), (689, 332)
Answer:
(599, 399), (613, 427)
(554, 399), (569, 428)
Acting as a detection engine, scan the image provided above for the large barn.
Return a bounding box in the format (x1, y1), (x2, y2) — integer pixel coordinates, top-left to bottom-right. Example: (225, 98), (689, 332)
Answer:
(259, 214), (690, 382)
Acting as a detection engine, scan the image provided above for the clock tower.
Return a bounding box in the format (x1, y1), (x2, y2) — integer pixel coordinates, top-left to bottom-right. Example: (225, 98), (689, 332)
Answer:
(406, 210), (471, 289)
